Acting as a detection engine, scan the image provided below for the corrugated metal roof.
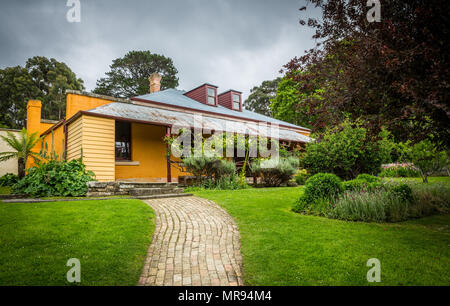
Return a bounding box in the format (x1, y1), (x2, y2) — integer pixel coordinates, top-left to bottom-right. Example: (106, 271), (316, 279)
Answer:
(86, 102), (312, 143)
(133, 89), (309, 131)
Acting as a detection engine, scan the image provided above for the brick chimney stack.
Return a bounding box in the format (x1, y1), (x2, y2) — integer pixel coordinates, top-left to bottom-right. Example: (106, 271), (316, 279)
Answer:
(149, 73), (162, 93)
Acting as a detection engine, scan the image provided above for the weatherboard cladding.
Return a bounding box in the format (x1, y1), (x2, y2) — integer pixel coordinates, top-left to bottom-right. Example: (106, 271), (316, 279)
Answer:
(85, 101), (311, 143)
(132, 88), (309, 131)
(218, 90), (241, 111)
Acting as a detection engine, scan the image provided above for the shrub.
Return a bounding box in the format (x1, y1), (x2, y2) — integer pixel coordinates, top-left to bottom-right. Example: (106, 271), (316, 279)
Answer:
(408, 182), (450, 217)
(13, 159), (95, 197)
(0, 173), (19, 187)
(389, 184), (413, 203)
(355, 174), (381, 183)
(330, 190), (409, 222)
(293, 173), (343, 214)
(304, 173), (344, 202)
(183, 155), (236, 183)
(300, 120), (393, 180)
(294, 169), (310, 185)
(379, 165), (420, 178)
(250, 157), (299, 187)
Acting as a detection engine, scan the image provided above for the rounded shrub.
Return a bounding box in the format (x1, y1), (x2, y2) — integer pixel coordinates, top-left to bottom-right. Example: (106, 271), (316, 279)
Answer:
(356, 174), (381, 183)
(304, 173), (344, 202)
(389, 184), (413, 203)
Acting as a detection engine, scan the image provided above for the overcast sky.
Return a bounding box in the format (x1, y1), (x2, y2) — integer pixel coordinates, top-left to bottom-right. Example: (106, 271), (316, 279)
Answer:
(0, 0), (319, 99)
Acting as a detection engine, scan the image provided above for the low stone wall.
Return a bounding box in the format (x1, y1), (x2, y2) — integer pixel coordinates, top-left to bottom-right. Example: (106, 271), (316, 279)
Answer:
(86, 181), (179, 197)
(86, 182), (133, 197)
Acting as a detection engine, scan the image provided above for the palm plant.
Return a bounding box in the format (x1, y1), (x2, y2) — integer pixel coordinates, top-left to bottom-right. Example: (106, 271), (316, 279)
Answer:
(0, 129), (42, 178)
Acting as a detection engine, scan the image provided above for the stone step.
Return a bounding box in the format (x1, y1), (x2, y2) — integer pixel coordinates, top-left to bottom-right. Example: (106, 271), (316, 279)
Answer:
(134, 193), (193, 200)
(129, 187), (184, 196)
(117, 182), (179, 190)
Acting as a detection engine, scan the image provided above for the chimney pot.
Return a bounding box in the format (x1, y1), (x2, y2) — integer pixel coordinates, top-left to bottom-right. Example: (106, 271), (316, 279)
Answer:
(149, 73), (162, 93)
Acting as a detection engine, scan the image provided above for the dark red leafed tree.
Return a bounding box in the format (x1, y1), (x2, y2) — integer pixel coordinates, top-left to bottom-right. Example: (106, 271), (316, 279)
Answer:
(284, 0), (449, 146)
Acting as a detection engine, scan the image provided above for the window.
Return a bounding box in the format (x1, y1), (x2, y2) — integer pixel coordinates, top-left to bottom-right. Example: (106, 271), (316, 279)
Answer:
(115, 121), (131, 160)
(232, 94), (240, 110)
(207, 87), (216, 105)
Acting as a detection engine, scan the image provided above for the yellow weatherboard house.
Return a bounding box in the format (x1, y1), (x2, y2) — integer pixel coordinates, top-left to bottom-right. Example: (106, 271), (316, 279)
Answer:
(28, 74), (312, 182)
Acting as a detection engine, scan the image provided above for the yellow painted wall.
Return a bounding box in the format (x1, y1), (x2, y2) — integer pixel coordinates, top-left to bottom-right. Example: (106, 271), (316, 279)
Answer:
(66, 93), (114, 119)
(41, 124), (65, 160)
(66, 115), (115, 181)
(67, 116), (83, 161)
(115, 123), (178, 181)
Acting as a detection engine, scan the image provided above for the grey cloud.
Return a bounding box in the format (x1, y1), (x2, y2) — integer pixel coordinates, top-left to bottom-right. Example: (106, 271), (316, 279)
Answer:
(0, 0), (320, 99)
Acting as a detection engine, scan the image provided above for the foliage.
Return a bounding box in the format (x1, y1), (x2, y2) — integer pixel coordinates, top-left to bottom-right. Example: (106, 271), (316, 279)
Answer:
(243, 78), (280, 116)
(329, 190), (409, 223)
(300, 176), (449, 223)
(185, 174), (246, 191)
(342, 179), (384, 193)
(294, 169), (310, 185)
(402, 139), (448, 183)
(94, 50), (179, 98)
(13, 159), (95, 197)
(389, 184), (414, 203)
(270, 76), (317, 130)
(250, 157), (299, 187)
(379, 165), (421, 178)
(355, 174), (381, 183)
(300, 120), (393, 180)
(0, 57), (83, 127)
(0, 173), (19, 187)
(285, 1), (450, 146)
(293, 173), (343, 214)
(0, 128), (42, 178)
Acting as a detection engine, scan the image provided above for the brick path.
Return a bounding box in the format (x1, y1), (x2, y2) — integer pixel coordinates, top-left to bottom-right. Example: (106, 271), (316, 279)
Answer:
(138, 196), (243, 286)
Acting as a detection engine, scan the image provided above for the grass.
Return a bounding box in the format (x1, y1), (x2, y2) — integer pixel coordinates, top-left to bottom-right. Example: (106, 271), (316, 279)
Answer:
(192, 186), (450, 286)
(0, 186), (11, 195)
(0, 199), (155, 286)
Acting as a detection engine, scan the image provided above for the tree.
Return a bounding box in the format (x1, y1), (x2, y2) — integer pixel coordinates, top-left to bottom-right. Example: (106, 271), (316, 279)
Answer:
(26, 56), (84, 120)
(243, 78), (280, 116)
(0, 57), (84, 128)
(300, 120), (393, 180)
(270, 76), (318, 130)
(94, 51), (179, 98)
(0, 66), (39, 128)
(404, 140), (448, 183)
(0, 129), (42, 178)
(284, 0), (450, 147)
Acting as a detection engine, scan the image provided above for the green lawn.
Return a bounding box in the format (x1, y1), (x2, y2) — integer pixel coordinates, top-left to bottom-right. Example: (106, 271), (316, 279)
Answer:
(0, 199), (154, 286)
(192, 186), (450, 286)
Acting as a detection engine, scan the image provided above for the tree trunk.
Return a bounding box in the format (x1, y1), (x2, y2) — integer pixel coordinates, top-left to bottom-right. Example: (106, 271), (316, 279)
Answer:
(18, 157), (25, 179)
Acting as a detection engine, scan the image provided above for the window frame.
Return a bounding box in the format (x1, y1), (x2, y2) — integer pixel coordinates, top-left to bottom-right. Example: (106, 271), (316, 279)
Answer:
(232, 93), (241, 110)
(206, 86), (216, 105)
(115, 121), (132, 161)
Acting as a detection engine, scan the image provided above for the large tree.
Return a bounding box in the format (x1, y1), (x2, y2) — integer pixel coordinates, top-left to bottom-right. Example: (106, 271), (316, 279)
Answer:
(243, 78), (280, 116)
(94, 51), (179, 98)
(0, 57), (84, 128)
(284, 0), (450, 146)
(26, 56), (84, 120)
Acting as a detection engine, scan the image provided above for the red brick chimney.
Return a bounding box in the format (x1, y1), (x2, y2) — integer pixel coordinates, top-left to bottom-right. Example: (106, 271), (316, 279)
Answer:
(149, 73), (162, 93)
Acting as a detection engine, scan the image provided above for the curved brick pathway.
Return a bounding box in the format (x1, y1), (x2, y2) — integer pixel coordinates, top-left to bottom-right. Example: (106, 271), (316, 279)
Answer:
(138, 196), (243, 286)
